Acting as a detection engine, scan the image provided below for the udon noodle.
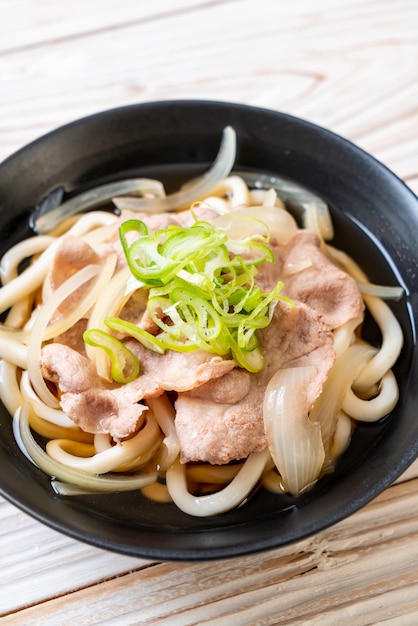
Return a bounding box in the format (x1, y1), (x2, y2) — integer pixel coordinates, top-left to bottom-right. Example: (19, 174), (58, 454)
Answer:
(0, 128), (403, 516)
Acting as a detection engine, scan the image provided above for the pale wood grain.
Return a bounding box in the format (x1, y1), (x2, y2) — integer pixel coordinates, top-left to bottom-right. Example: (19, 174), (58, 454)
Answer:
(0, 0), (418, 622)
(1, 0), (417, 191)
(0, 457), (417, 615)
(2, 478), (418, 625)
(0, 498), (144, 615)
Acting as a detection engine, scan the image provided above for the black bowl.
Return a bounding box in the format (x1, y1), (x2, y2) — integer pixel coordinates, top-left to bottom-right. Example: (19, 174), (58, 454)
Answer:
(0, 100), (417, 561)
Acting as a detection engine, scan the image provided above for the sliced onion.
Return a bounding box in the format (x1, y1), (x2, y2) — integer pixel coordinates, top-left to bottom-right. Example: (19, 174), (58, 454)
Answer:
(34, 179), (166, 235)
(239, 171), (332, 238)
(263, 366), (325, 497)
(146, 395), (180, 471)
(303, 201), (334, 241)
(309, 342), (376, 453)
(213, 204), (298, 245)
(113, 126), (236, 214)
(14, 404), (157, 493)
(27, 263), (104, 408)
(356, 280), (404, 301)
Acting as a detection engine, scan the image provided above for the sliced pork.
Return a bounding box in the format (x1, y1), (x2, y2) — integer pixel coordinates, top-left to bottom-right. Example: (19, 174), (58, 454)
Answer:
(41, 214), (365, 459)
(175, 302), (335, 464)
(256, 230), (364, 329)
(40, 342), (235, 442)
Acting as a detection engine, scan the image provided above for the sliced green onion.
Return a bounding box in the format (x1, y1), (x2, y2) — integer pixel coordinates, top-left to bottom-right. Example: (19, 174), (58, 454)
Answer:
(104, 316), (165, 354)
(117, 217), (293, 372)
(83, 329), (140, 383)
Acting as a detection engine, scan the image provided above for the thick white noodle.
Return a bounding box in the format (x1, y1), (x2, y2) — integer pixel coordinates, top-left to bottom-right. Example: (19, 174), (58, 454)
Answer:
(342, 370), (399, 421)
(20, 371), (75, 428)
(166, 449), (269, 516)
(326, 245), (403, 393)
(332, 316), (363, 357)
(146, 395), (180, 471)
(46, 412), (160, 474)
(329, 412), (352, 461)
(354, 295), (403, 393)
(0, 238), (61, 314)
(0, 360), (24, 415)
(203, 175), (250, 209)
(0, 236), (56, 284)
(0, 332), (28, 368)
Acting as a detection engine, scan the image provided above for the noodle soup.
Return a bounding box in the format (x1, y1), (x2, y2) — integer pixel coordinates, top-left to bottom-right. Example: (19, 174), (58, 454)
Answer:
(0, 101), (415, 560)
(0, 127), (403, 517)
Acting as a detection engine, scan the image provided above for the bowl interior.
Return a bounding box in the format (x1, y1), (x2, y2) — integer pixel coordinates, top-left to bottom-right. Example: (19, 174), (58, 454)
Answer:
(0, 101), (417, 560)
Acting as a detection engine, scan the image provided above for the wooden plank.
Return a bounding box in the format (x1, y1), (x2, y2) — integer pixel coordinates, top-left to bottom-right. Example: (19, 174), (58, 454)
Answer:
(0, 498), (150, 614)
(1, 0), (417, 167)
(0, 456), (416, 614)
(1, 456), (417, 615)
(0, 0), (219, 52)
(2, 478), (418, 624)
(0, 0), (417, 621)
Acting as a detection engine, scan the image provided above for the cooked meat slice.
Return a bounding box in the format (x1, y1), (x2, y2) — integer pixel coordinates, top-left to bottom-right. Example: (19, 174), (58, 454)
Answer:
(40, 341), (236, 441)
(256, 230), (364, 329)
(125, 341), (236, 393)
(175, 302), (335, 464)
(46, 235), (103, 315)
(53, 318), (88, 354)
(60, 389), (148, 441)
(40, 343), (104, 394)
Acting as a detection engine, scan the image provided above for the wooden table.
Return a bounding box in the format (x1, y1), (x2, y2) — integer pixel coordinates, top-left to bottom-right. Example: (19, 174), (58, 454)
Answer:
(1, 1), (418, 623)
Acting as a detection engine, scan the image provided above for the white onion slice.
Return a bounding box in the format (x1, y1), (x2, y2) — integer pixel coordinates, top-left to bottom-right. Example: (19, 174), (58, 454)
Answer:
(34, 179), (166, 235)
(356, 280), (404, 301)
(213, 204), (298, 245)
(263, 366), (325, 497)
(309, 342), (376, 452)
(27, 263), (104, 408)
(113, 126), (236, 214)
(146, 395), (180, 471)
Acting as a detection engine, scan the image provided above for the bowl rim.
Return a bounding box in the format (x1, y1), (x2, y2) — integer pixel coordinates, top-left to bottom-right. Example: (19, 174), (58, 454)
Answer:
(0, 99), (417, 561)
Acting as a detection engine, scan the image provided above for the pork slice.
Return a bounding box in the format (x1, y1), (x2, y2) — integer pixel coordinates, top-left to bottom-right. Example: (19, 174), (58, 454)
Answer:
(40, 343), (105, 394)
(53, 318), (88, 354)
(175, 302), (335, 464)
(47, 235), (103, 315)
(40, 340), (236, 441)
(124, 341), (236, 393)
(60, 389), (149, 441)
(256, 230), (364, 329)
(117, 204), (221, 231)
